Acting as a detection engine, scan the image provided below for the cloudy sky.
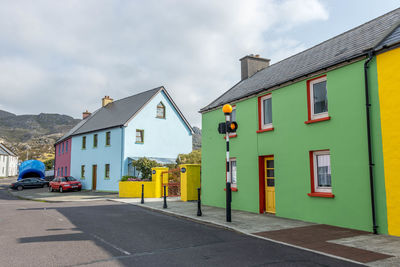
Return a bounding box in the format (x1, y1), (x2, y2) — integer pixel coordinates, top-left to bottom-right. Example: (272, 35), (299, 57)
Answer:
(0, 0), (398, 127)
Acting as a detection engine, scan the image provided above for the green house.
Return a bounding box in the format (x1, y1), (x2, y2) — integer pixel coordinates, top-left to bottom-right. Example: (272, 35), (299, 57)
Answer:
(200, 9), (400, 234)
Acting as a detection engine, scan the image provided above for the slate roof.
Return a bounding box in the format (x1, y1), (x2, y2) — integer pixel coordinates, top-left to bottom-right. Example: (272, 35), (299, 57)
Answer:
(55, 86), (192, 144)
(55, 115), (93, 144)
(0, 143), (17, 157)
(0, 147), (8, 155)
(200, 8), (400, 113)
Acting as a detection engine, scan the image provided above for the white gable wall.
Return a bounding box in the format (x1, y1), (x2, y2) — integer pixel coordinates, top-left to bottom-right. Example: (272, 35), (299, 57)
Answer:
(0, 155), (6, 177)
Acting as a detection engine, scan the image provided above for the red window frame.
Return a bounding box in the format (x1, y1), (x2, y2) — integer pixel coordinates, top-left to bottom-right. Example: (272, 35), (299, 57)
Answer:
(305, 75), (331, 124)
(307, 149), (334, 198)
(257, 93), (274, 133)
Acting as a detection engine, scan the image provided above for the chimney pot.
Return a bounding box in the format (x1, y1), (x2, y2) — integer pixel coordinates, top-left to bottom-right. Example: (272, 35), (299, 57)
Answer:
(82, 110), (91, 119)
(240, 54), (270, 80)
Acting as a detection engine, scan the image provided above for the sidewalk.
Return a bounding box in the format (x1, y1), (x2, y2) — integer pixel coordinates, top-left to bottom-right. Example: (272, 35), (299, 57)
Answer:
(113, 198), (400, 266)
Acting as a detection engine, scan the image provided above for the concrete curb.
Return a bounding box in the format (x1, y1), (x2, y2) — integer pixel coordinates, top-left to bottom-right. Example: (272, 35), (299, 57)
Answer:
(7, 189), (60, 202)
(114, 200), (365, 266)
(7, 189), (117, 203)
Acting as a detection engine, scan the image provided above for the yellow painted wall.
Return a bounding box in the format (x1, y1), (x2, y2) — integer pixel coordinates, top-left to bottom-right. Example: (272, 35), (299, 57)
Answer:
(119, 181), (156, 198)
(119, 167), (168, 198)
(377, 46), (400, 236)
(180, 164), (201, 201)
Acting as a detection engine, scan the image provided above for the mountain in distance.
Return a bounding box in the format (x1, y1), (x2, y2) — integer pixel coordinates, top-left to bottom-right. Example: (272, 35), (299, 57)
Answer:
(0, 109), (202, 161)
(0, 110), (81, 161)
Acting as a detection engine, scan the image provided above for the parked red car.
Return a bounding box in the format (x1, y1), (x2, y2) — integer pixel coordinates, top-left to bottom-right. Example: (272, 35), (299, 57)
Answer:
(49, 176), (82, 192)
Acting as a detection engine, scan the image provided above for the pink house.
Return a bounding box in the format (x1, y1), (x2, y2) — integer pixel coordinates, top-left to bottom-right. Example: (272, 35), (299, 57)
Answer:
(54, 138), (71, 177)
(54, 111), (90, 177)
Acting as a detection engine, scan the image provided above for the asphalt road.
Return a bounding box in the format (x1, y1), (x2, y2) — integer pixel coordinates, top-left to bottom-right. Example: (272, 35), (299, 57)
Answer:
(0, 179), (363, 267)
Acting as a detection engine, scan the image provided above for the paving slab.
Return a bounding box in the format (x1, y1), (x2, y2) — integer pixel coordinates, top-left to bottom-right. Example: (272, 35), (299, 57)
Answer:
(111, 198), (400, 266)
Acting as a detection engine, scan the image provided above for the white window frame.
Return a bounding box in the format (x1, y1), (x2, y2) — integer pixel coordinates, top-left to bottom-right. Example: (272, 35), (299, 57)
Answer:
(230, 158), (237, 188)
(310, 76), (328, 120)
(312, 150), (332, 193)
(260, 94), (273, 130)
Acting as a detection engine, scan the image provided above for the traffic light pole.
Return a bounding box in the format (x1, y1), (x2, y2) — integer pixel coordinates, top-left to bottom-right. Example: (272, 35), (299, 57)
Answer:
(225, 113), (232, 222)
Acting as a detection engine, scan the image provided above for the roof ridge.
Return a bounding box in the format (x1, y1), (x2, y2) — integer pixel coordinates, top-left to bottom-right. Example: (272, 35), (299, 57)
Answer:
(110, 86), (163, 105)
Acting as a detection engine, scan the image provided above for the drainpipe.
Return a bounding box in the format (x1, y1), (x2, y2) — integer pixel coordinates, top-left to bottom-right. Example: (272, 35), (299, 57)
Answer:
(364, 51), (378, 235)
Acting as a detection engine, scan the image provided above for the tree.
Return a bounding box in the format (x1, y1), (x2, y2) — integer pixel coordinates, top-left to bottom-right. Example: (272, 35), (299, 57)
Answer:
(176, 150), (201, 165)
(43, 158), (54, 171)
(131, 157), (161, 180)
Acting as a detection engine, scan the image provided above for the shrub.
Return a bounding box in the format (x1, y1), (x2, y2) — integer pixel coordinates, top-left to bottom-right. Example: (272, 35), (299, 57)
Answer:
(176, 150), (201, 165)
(131, 157), (161, 180)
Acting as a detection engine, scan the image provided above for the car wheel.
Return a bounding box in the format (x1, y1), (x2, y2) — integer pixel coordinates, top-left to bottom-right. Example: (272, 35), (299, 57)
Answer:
(59, 186), (63, 193)
(42, 184), (45, 188)
(17, 185), (23, 191)
(77, 188), (81, 191)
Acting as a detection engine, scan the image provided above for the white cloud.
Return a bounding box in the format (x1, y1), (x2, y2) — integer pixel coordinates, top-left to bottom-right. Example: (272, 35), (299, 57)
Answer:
(0, 0), (329, 126)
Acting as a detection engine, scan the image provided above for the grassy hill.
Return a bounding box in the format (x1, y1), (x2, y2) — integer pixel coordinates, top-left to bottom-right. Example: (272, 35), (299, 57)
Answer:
(0, 110), (80, 161)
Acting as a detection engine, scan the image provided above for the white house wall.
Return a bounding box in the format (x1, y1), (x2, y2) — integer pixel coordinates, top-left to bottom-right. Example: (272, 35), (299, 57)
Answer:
(7, 156), (18, 176)
(0, 155), (6, 177)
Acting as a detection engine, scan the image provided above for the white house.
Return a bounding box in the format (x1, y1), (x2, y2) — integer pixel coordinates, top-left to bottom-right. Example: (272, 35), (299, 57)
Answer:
(0, 143), (19, 177)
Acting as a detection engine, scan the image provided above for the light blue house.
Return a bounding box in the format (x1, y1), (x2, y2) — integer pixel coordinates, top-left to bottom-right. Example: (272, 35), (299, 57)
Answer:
(66, 86), (192, 191)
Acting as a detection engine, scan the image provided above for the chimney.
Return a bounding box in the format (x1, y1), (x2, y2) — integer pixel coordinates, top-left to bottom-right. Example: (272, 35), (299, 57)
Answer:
(82, 110), (91, 119)
(240, 54), (270, 80)
(102, 96), (113, 107)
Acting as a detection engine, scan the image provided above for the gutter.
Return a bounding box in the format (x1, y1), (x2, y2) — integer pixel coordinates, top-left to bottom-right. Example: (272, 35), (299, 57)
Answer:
(364, 51), (378, 235)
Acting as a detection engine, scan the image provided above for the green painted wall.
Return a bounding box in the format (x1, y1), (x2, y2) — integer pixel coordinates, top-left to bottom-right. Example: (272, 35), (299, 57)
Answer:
(201, 59), (388, 234)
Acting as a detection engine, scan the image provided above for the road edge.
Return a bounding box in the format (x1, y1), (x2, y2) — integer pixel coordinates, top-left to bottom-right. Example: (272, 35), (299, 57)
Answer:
(110, 200), (365, 266)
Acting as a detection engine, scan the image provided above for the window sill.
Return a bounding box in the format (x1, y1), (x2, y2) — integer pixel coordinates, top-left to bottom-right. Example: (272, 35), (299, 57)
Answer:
(135, 142), (144, 144)
(104, 178), (110, 180)
(224, 187), (238, 192)
(256, 127), (274, 133)
(307, 192), (335, 198)
(105, 145), (111, 147)
(156, 116), (166, 119)
(305, 116), (331, 124)
(224, 134), (237, 139)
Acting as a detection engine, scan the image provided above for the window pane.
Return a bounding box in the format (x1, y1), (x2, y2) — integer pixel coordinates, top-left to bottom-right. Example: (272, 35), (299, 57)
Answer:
(263, 98), (272, 125)
(317, 154), (331, 187)
(230, 160), (237, 184)
(267, 169), (274, 178)
(313, 81), (328, 114)
(157, 108), (164, 117)
(267, 160), (274, 168)
(231, 109), (236, 121)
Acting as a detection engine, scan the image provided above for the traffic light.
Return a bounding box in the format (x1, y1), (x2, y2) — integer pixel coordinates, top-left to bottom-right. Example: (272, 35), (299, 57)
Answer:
(227, 121), (238, 133)
(218, 121), (238, 134)
(218, 122), (227, 134)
